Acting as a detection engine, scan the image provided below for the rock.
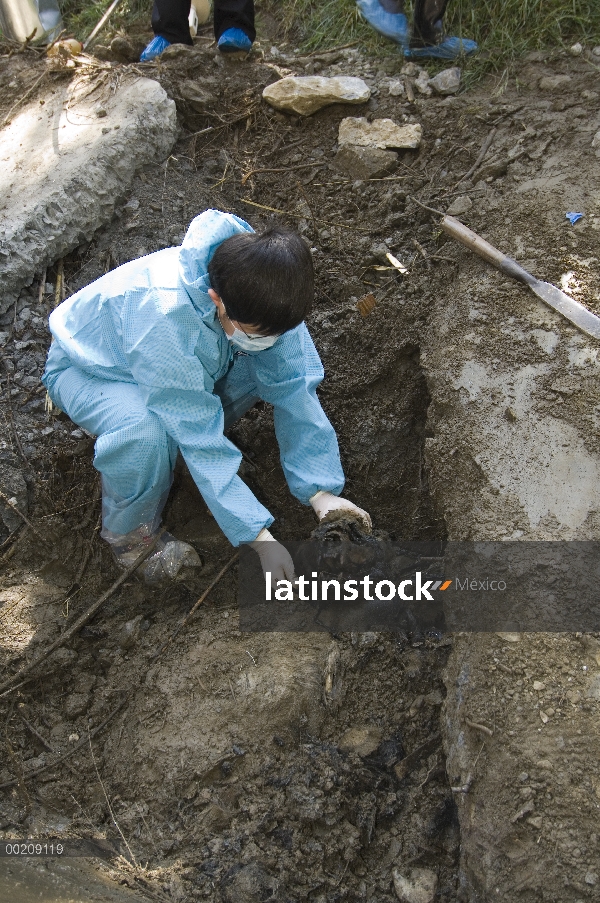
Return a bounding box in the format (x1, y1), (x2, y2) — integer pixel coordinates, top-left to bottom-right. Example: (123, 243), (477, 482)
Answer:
(109, 36), (139, 63)
(527, 816), (543, 829)
(585, 674), (600, 700)
(64, 693), (89, 719)
(339, 725), (383, 756)
(592, 129), (600, 157)
(533, 680), (545, 691)
(538, 74), (571, 90)
(585, 873), (598, 886)
(334, 145), (398, 179)
(48, 648), (78, 667)
(221, 862), (279, 903)
(415, 70), (432, 96)
(429, 67), (461, 95)
(119, 615), (143, 650)
(338, 117), (422, 150)
(382, 78), (405, 97)
(495, 631), (520, 642)
(199, 802), (233, 832)
(370, 242), (391, 264)
(401, 62), (419, 77)
(477, 159), (508, 181)
(0, 77), (178, 316)
(593, 46), (600, 57)
(262, 76), (370, 116)
(178, 79), (216, 113)
(393, 867), (438, 903)
(446, 195), (472, 216)
(569, 42), (583, 55)
(0, 462), (28, 533)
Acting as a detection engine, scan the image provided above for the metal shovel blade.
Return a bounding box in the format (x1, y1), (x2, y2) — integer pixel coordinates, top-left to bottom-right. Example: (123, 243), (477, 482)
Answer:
(529, 279), (600, 341)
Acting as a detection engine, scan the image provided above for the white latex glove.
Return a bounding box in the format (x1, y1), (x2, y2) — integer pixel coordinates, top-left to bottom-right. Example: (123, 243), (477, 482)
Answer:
(250, 528), (296, 582)
(310, 490), (372, 531)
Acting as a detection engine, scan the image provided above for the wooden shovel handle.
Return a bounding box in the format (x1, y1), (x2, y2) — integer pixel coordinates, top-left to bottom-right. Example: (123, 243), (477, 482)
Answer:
(441, 215), (534, 286)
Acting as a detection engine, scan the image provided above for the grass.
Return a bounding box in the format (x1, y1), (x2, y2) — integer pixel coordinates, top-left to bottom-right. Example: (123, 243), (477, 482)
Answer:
(60, 0), (149, 43)
(265, 0), (600, 81)
(11, 0), (600, 78)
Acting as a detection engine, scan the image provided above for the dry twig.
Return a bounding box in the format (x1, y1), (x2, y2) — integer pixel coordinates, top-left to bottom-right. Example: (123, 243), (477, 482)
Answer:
(2, 68), (46, 126)
(18, 710), (79, 777)
(0, 535), (160, 695)
(88, 728), (139, 866)
(465, 718), (493, 737)
(149, 552), (238, 663)
(0, 489), (44, 541)
(241, 161), (323, 185)
(0, 697), (129, 788)
(454, 127), (497, 188)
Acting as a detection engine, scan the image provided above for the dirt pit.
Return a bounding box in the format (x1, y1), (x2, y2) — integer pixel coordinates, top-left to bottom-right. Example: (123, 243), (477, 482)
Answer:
(1, 22), (600, 903)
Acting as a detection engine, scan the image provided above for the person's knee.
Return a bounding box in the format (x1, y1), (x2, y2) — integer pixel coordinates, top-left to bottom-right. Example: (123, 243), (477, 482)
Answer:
(118, 408), (170, 452)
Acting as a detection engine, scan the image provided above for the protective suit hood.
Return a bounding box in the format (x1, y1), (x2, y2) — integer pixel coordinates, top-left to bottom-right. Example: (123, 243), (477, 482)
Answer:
(178, 208), (254, 315)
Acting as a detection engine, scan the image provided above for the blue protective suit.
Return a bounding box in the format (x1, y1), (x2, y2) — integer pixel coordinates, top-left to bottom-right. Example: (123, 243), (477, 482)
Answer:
(42, 209), (345, 546)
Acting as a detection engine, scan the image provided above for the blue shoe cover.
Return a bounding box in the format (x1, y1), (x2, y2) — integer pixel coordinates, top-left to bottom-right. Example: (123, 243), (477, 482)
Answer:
(140, 35), (171, 61)
(356, 0), (409, 45)
(217, 28), (252, 52)
(404, 35), (478, 59)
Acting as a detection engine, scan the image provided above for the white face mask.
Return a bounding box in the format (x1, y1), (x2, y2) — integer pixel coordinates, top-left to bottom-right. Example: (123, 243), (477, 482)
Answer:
(227, 326), (279, 353)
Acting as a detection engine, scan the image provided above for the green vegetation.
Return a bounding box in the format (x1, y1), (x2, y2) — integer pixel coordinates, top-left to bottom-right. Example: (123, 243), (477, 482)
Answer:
(268, 0), (600, 79)
(60, 0), (148, 42)
(47, 0), (600, 73)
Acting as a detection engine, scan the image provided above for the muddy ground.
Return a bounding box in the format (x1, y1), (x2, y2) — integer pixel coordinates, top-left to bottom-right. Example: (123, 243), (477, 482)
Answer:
(1, 16), (600, 903)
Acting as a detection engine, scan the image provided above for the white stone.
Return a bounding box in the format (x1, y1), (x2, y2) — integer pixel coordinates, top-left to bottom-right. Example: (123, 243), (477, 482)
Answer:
(393, 867), (438, 903)
(446, 195), (472, 216)
(0, 76), (178, 315)
(429, 67), (461, 95)
(339, 725), (382, 756)
(382, 77), (405, 97)
(338, 117), (422, 150)
(586, 674), (600, 700)
(538, 74), (571, 91)
(262, 76), (370, 116)
(593, 129), (600, 157)
(569, 42), (583, 55)
(415, 70), (432, 96)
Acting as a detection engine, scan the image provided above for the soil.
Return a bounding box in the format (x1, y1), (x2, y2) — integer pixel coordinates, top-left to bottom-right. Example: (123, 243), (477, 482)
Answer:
(1, 17), (600, 903)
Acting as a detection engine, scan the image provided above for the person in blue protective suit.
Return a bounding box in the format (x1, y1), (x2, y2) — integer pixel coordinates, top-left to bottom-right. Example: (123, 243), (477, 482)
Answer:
(42, 209), (370, 584)
(357, 0), (477, 60)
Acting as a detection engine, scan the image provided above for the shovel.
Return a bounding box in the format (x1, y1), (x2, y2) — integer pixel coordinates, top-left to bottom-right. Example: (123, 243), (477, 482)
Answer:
(440, 215), (600, 341)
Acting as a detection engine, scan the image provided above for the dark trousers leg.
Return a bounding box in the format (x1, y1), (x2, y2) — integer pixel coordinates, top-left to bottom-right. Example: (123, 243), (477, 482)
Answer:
(413, 0), (449, 45)
(213, 0), (255, 42)
(151, 0), (193, 44)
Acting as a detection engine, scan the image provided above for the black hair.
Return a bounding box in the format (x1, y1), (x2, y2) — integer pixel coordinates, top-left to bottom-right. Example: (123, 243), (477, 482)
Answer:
(207, 227), (314, 335)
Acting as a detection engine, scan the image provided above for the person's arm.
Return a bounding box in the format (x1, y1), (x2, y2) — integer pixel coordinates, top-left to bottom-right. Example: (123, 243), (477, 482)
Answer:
(123, 287), (273, 546)
(250, 324), (345, 503)
(251, 325), (371, 529)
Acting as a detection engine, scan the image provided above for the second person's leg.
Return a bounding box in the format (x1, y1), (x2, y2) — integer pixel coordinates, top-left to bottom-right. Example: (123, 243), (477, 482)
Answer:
(141, 0), (192, 61)
(214, 0), (255, 51)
